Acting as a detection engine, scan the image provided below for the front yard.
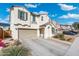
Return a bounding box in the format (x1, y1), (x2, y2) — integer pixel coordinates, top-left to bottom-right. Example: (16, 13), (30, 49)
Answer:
(53, 31), (79, 43)
(0, 30), (78, 56)
(0, 39), (31, 56)
(0, 36), (72, 56)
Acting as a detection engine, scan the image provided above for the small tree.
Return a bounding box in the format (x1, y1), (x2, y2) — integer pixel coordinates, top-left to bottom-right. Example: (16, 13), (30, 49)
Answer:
(72, 22), (79, 30)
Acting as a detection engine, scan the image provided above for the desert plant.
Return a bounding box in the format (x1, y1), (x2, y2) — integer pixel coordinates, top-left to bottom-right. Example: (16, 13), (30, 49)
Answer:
(1, 45), (31, 56)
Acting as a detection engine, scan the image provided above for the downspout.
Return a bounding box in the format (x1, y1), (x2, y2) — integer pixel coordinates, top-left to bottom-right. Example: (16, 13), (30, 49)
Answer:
(30, 13), (31, 26)
(17, 28), (19, 41)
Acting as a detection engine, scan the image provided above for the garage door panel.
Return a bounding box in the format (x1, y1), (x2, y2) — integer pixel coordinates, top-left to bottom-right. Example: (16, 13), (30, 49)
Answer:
(19, 29), (37, 40)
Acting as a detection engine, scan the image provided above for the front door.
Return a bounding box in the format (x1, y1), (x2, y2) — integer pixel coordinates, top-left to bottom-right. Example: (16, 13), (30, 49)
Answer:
(40, 28), (44, 38)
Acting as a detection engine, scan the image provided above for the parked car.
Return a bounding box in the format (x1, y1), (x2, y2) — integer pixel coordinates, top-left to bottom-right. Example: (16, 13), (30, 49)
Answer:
(63, 31), (77, 35)
(69, 31), (78, 34)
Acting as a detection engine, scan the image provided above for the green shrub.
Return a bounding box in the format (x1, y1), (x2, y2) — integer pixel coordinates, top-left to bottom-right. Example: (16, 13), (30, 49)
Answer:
(53, 35), (58, 38)
(59, 34), (65, 40)
(2, 45), (31, 56)
(53, 34), (65, 41)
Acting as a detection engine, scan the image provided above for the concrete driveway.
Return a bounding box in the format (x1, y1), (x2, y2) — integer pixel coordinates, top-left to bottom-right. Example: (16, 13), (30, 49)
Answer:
(21, 38), (71, 56)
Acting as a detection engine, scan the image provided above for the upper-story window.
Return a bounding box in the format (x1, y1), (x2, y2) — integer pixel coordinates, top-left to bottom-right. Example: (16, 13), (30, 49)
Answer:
(18, 10), (24, 20)
(41, 16), (43, 21)
(32, 15), (36, 23)
(18, 10), (28, 21)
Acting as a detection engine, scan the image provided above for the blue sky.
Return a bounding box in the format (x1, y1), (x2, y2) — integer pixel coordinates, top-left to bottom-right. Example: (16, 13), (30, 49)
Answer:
(0, 3), (79, 25)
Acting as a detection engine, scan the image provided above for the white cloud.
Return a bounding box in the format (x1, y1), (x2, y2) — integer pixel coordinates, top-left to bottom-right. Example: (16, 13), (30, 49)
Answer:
(32, 11), (48, 15)
(24, 4), (39, 8)
(51, 14), (57, 17)
(52, 15), (55, 17)
(39, 11), (48, 14)
(4, 15), (9, 21)
(59, 13), (79, 19)
(32, 12), (38, 14)
(0, 15), (9, 24)
(6, 8), (10, 12)
(58, 4), (77, 11)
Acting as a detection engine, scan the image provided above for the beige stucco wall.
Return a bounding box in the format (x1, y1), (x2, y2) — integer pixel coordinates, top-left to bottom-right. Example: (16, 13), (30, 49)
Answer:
(10, 7), (31, 39)
(37, 15), (49, 26)
(44, 25), (53, 39)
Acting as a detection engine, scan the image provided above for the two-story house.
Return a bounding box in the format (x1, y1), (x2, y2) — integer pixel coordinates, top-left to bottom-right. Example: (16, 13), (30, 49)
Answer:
(10, 6), (61, 41)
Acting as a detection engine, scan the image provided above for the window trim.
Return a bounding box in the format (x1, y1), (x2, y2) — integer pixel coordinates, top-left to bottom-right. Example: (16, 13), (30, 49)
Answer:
(18, 10), (28, 21)
(25, 12), (28, 21)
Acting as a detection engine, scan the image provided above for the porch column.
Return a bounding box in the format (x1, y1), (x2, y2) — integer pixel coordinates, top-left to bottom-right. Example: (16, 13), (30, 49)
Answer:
(37, 29), (40, 38)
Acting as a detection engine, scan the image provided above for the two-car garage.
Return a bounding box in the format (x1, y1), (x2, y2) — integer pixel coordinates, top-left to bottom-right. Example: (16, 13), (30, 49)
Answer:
(18, 29), (37, 40)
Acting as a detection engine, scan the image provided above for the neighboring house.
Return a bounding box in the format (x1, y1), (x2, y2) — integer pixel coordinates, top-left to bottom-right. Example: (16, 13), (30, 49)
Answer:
(0, 23), (10, 30)
(60, 25), (74, 31)
(10, 6), (61, 40)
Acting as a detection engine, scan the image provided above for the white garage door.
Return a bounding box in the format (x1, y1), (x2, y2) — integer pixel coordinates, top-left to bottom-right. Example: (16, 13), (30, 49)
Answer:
(19, 29), (37, 40)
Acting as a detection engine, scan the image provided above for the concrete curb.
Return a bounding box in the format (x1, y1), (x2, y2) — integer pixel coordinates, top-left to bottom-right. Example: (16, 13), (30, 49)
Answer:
(51, 38), (72, 45)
